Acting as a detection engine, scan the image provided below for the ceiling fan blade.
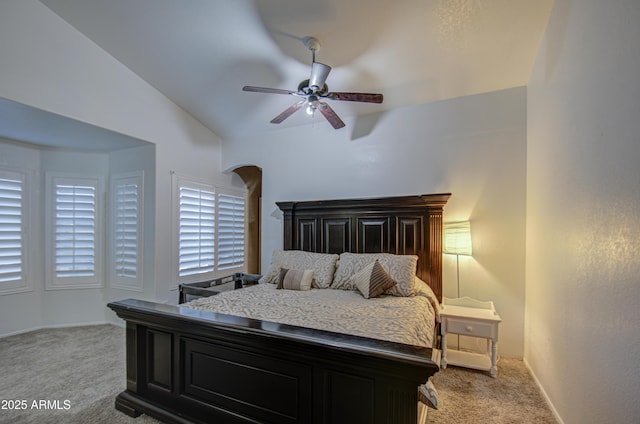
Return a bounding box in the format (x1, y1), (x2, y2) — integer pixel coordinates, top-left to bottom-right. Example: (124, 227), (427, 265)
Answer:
(318, 102), (345, 129)
(309, 62), (331, 91)
(327, 92), (384, 103)
(243, 86), (297, 95)
(270, 100), (306, 124)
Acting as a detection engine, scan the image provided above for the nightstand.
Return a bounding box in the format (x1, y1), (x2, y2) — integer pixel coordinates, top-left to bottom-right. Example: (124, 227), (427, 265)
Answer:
(440, 297), (502, 377)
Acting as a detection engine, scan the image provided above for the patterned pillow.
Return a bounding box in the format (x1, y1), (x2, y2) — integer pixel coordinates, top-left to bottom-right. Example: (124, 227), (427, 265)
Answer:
(259, 250), (339, 289)
(277, 268), (314, 291)
(353, 260), (397, 299)
(331, 252), (418, 297)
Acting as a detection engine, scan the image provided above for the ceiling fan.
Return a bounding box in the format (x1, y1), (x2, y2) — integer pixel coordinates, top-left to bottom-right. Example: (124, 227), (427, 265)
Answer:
(242, 36), (383, 129)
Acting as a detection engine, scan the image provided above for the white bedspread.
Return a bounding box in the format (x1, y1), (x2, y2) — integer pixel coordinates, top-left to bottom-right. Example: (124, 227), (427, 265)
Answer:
(183, 283), (436, 348)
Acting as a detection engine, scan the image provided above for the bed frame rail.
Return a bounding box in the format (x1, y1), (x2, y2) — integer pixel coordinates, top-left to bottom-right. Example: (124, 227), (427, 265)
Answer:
(109, 298), (439, 424)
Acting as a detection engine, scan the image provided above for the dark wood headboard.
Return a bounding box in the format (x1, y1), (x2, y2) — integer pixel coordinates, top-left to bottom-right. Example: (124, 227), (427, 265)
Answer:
(276, 193), (450, 301)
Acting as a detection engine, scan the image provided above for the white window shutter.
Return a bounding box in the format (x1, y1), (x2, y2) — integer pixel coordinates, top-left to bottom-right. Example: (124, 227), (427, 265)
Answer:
(55, 184), (97, 278)
(114, 182), (139, 279)
(109, 172), (143, 291)
(178, 186), (215, 277)
(217, 192), (245, 271)
(0, 176), (24, 287)
(46, 173), (103, 290)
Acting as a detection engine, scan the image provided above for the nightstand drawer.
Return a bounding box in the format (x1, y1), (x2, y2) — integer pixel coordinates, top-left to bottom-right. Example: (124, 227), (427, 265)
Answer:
(445, 318), (496, 339)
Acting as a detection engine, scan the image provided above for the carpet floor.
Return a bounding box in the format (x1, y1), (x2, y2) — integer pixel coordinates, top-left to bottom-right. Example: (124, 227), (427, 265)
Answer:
(0, 325), (556, 424)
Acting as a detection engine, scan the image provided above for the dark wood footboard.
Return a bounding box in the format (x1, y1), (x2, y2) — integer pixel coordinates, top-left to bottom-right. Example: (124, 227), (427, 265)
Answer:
(109, 298), (439, 424)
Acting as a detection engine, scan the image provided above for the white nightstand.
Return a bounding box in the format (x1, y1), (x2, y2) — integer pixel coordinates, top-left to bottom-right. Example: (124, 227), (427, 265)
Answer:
(440, 297), (502, 377)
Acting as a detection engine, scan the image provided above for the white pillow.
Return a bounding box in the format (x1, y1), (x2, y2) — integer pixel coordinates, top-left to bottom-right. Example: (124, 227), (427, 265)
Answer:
(259, 250), (339, 288)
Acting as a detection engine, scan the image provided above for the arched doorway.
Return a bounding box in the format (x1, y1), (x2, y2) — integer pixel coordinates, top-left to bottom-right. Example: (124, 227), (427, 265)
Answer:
(232, 165), (262, 274)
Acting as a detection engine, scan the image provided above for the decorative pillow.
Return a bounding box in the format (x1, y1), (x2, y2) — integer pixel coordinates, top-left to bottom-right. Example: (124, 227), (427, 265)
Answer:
(277, 268), (314, 291)
(331, 252), (418, 296)
(353, 260), (397, 299)
(259, 250), (339, 288)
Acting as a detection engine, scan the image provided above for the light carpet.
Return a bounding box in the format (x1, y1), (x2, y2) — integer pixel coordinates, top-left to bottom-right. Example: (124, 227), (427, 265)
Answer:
(0, 325), (556, 423)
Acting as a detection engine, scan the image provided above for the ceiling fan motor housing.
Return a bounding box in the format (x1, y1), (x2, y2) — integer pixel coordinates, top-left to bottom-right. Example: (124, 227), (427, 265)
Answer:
(242, 35), (383, 129)
(309, 62), (331, 92)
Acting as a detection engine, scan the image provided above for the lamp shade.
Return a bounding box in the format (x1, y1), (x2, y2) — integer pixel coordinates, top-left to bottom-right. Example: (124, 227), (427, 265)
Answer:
(443, 221), (472, 256)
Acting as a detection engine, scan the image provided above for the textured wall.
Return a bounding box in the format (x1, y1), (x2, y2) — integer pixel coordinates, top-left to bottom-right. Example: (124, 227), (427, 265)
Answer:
(526, 0), (640, 422)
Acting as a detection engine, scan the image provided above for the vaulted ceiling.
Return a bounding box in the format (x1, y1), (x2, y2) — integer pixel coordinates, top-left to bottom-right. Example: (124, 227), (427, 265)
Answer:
(38, 0), (553, 140)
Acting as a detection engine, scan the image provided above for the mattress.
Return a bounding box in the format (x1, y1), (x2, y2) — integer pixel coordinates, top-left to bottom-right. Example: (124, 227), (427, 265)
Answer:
(183, 282), (436, 348)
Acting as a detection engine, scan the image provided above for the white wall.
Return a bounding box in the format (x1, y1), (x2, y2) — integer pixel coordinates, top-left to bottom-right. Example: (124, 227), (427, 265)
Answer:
(526, 0), (640, 423)
(223, 87), (527, 357)
(0, 0), (236, 334)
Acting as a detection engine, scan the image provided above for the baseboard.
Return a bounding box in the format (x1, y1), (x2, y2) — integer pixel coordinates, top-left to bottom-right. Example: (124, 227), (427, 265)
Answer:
(0, 321), (114, 339)
(523, 357), (564, 424)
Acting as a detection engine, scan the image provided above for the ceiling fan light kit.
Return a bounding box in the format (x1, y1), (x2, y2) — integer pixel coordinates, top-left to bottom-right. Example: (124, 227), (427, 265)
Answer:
(242, 36), (383, 130)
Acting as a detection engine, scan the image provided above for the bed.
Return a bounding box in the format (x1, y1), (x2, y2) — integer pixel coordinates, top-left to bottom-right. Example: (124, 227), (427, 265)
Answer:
(108, 193), (450, 424)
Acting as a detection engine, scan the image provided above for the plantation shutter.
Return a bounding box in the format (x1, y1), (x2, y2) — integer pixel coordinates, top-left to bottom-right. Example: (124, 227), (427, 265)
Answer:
(0, 177), (23, 285)
(217, 192), (245, 270)
(114, 181), (139, 279)
(55, 184), (96, 278)
(179, 186), (215, 277)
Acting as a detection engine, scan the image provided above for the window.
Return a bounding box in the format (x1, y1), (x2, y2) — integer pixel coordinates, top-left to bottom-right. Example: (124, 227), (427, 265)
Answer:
(217, 192), (245, 270)
(46, 173), (104, 289)
(178, 183), (216, 278)
(109, 172), (143, 290)
(173, 174), (246, 284)
(0, 170), (30, 295)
